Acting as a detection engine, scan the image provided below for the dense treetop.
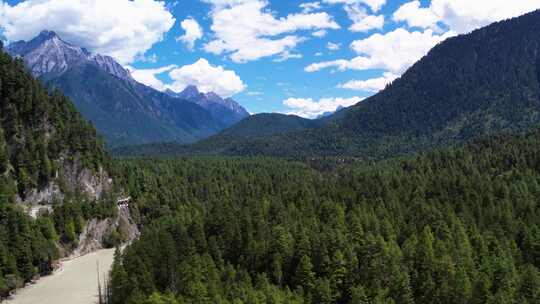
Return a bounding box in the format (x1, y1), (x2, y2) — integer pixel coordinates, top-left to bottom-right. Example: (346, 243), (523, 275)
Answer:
(109, 128), (540, 303)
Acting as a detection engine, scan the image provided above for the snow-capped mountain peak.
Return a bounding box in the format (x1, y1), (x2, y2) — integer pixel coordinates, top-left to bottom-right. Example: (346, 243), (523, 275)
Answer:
(7, 30), (132, 81)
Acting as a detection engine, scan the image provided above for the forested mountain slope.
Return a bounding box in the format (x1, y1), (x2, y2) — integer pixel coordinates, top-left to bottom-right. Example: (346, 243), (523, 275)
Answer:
(46, 63), (220, 147)
(110, 128), (540, 303)
(185, 10), (540, 158)
(111, 113), (320, 157)
(0, 45), (110, 200)
(217, 113), (320, 138)
(0, 45), (121, 297)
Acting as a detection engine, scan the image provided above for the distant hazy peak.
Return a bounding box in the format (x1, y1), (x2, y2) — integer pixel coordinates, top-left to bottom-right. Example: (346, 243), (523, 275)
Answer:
(170, 85), (250, 117)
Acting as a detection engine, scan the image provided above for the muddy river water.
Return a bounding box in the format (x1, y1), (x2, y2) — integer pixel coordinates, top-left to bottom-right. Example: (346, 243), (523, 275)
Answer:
(5, 248), (115, 304)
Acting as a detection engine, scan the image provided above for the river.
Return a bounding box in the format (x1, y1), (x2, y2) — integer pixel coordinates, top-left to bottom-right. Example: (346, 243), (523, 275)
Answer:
(5, 248), (115, 304)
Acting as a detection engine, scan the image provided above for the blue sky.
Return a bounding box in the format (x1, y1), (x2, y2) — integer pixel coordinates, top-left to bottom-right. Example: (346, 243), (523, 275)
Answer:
(1, 0), (540, 117)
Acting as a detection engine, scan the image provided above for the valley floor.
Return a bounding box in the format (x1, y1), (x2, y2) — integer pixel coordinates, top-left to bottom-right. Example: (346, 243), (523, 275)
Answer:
(4, 248), (115, 304)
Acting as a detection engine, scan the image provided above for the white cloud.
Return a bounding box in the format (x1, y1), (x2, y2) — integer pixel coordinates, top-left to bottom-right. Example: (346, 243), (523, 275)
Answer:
(306, 28), (453, 73)
(309, 0), (540, 98)
(168, 58), (246, 97)
(128, 64), (177, 91)
(322, 0), (386, 12)
(350, 14), (384, 32)
(202, 0), (250, 10)
(283, 96), (363, 118)
(312, 30), (328, 37)
(177, 18), (203, 50)
(300, 2), (322, 13)
(128, 59), (246, 97)
(393, 0), (540, 34)
(339, 72), (399, 92)
(202, 0), (340, 63)
(327, 42), (341, 51)
(136, 53), (159, 63)
(392, 1), (440, 30)
(274, 51), (303, 62)
(345, 4), (384, 32)
(0, 0), (175, 64)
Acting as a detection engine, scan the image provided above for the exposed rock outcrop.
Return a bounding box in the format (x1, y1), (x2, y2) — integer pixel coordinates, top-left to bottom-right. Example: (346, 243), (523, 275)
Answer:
(70, 204), (139, 258)
(17, 153), (112, 206)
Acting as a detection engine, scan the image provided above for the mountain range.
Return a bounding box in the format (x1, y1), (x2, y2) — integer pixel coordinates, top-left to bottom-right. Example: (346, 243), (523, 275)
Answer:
(145, 9), (540, 158)
(167, 85), (249, 128)
(6, 31), (249, 148)
(11, 9), (540, 159)
(5, 10), (540, 303)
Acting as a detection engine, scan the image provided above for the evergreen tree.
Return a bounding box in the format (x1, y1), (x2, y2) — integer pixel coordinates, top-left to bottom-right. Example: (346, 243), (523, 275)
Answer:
(294, 255), (315, 295)
(0, 127), (8, 174)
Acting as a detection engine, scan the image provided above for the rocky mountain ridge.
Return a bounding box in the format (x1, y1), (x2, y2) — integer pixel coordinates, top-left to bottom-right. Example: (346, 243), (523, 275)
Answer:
(168, 85), (250, 128)
(7, 30), (132, 80)
(6, 31), (250, 147)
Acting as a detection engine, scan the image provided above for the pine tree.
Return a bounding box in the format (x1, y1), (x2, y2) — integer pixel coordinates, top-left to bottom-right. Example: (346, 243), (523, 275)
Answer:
(454, 266), (472, 303)
(142, 292), (179, 304)
(519, 265), (540, 303)
(349, 285), (369, 304)
(314, 278), (333, 304)
(0, 127), (8, 174)
(414, 226), (436, 303)
(271, 253), (283, 286)
(110, 248), (130, 304)
(294, 255), (315, 294)
(330, 250), (347, 299)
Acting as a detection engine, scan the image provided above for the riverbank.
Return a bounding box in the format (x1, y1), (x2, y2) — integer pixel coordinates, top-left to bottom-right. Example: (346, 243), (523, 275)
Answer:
(4, 248), (115, 304)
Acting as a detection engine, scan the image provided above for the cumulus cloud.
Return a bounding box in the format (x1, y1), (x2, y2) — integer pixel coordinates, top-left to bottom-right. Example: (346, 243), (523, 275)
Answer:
(0, 0), (175, 64)
(345, 4), (384, 32)
(339, 72), (399, 92)
(168, 58), (246, 97)
(274, 51), (303, 62)
(350, 14), (384, 32)
(128, 65), (178, 91)
(308, 0), (540, 98)
(312, 30), (328, 37)
(128, 59), (246, 97)
(306, 28), (452, 73)
(322, 0), (386, 13)
(177, 18), (203, 50)
(202, 0), (340, 63)
(393, 0), (540, 34)
(300, 2), (322, 13)
(283, 96), (363, 118)
(392, 1), (440, 30)
(327, 42), (341, 51)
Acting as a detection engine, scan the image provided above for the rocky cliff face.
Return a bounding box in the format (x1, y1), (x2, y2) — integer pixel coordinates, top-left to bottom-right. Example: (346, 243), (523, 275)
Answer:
(70, 204), (140, 258)
(18, 154), (112, 206)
